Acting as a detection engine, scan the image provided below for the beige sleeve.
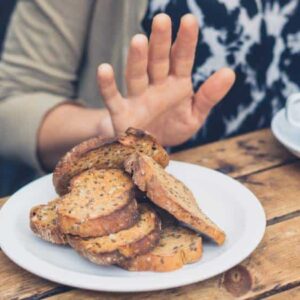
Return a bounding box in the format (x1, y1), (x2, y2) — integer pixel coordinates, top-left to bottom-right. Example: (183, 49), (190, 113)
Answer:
(0, 0), (94, 170)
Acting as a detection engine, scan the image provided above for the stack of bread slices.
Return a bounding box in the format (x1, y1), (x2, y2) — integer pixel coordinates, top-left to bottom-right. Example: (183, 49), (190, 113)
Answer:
(30, 128), (225, 272)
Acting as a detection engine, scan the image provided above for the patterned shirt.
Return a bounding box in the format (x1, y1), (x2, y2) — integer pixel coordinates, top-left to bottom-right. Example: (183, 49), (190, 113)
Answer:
(142, 0), (300, 150)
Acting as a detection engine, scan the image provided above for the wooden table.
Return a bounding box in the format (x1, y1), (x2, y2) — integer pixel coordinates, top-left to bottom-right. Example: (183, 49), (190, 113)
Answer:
(1, 129), (300, 300)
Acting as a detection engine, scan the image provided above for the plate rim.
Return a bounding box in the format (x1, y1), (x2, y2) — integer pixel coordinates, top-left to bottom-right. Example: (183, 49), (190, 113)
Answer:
(271, 108), (300, 153)
(0, 161), (266, 292)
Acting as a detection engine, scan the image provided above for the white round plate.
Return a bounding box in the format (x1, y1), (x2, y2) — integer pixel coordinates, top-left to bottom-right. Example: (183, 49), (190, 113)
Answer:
(271, 108), (300, 158)
(0, 161), (265, 292)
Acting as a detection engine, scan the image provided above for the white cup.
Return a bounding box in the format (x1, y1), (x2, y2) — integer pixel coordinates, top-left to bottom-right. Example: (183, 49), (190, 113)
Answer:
(286, 93), (300, 129)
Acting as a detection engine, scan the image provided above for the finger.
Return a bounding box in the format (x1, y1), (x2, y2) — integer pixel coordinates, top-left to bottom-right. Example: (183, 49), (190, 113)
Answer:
(126, 34), (149, 97)
(193, 68), (236, 121)
(170, 14), (199, 77)
(97, 63), (123, 114)
(148, 13), (172, 84)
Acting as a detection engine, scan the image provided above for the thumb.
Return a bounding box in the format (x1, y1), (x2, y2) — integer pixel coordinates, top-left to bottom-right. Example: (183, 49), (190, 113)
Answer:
(193, 68), (236, 121)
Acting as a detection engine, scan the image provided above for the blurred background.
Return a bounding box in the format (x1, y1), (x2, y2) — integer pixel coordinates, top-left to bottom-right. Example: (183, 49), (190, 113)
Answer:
(0, 1), (16, 53)
(0, 0), (36, 197)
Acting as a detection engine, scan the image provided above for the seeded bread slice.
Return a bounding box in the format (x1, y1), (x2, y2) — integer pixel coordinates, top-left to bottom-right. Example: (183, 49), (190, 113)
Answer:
(30, 199), (67, 245)
(124, 153), (226, 245)
(57, 169), (139, 237)
(119, 226), (202, 272)
(53, 128), (169, 195)
(68, 204), (161, 265)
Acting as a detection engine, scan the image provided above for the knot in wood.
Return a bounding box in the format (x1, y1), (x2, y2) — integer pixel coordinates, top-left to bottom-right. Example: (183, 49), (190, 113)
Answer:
(223, 265), (252, 297)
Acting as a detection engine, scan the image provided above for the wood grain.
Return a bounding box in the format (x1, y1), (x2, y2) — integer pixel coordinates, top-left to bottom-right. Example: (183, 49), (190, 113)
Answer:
(46, 217), (300, 300)
(240, 161), (300, 220)
(171, 129), (297, 178)
(0, 197), (8, 208)
(1, 130), (299, 300)
(266, 286), (300, 299)
(0, 197), (61, 299)
(0, 251), (58, 300)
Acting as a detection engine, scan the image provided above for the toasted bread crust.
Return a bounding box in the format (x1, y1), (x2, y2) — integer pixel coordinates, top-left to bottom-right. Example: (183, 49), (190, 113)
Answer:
(68, 226), (160, 265)
(125, 153), (226, 245)
(58, 195), (139, 238)
(53, 128), (169, 195)
(57, 169), (139, 237)
(30, 200), (67, 245)
(68, 205), (161, 265)
(119, 226), (202, 272)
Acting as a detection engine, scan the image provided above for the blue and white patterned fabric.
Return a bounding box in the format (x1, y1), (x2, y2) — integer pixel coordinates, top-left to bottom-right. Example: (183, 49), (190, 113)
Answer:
(142, 0), (300, 150)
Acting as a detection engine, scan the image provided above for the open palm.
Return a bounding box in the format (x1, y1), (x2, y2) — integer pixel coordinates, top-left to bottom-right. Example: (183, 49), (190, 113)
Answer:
(98, 14), (235, 146)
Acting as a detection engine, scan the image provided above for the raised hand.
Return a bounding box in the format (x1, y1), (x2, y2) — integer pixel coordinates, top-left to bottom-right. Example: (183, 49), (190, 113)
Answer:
(97, 14), (235, 146)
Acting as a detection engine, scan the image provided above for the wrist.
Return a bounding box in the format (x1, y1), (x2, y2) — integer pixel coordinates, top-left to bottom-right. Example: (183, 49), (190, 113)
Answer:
(37, 103), (114, 170)
(92, 108), (115, 139)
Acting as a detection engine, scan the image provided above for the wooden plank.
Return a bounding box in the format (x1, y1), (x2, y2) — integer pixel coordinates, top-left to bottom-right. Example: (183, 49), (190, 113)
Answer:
(240, 161), (300, 221)
(1, 130), (299, 300)
(171, 129), (297, 178)
(265, 286), (300, 300)
(0, 197), (8, 208)
(0, 197), (62, 299)
(1, 156), (297, 227)
(1, 162), (300, 299)
(46, 216), (300, 300)
(0, 251), (59, 300)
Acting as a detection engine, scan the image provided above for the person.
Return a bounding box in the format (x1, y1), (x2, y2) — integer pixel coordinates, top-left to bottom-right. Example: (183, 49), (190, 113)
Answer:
(1, 0), (299, 193)
(0, 0), (33, 196)
(145, 0), (300, 151)
(0, 1), (235, 195)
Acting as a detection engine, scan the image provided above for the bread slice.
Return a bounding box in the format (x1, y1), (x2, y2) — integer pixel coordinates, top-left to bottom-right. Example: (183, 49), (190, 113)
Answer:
(53, 128), (169, 195)
(124, 153), (226, 245)
(68, 204), (161, 265)
(57, 169), (139, 237)
(119, 226), (202, 272)
(30, 199), (67, 245)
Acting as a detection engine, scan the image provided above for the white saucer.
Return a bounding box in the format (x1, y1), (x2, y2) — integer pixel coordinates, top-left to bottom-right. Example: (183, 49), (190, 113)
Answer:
(271, 108), (300, 158)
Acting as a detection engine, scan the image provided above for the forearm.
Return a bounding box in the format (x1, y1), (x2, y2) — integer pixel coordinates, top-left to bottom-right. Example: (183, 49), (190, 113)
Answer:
(37, 103), (114, 171)
(0, 0), (97, 170)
